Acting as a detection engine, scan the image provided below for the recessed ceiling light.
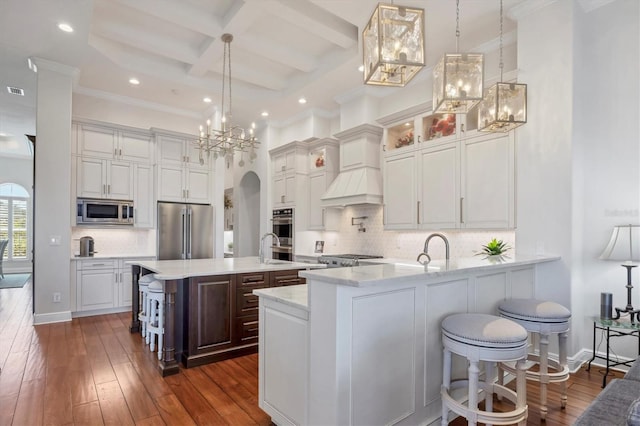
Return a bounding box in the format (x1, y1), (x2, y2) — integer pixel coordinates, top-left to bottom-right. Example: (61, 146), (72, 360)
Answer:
(58, 23), (74, 33)
(261, 111), (269, 117)
(203, 97), (212, 103)
(129, 78), (140, 85)
(405, 122), (411, 126)
(358, 65), (364, 72)
(298, 97), (307, 104)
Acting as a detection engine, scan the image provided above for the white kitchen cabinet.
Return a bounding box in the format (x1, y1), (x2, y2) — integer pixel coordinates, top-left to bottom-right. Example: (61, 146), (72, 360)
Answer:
(77, 122), (153, 164)
(461, 132), (515, 229)
(76, 259), (118, 311)
(380, 103), (515, 231)
(76, 157), (133, 200)
(269, 141), (308, 213)
(382, 150), (418, 230)
(307, 138), (340, 231)
(156, 132), (212, 204)
(133, 163), (154, 228)
(75, 257), (155, 313)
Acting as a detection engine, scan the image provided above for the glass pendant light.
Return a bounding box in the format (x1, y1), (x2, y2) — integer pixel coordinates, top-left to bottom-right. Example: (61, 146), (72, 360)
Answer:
(363, 2), (425, 87)
(477, 0), (527, 132)
(433, 0), (484, 114)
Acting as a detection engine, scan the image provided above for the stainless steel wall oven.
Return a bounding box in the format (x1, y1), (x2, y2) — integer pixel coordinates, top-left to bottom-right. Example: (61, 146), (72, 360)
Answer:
(272, 208), (293, 261)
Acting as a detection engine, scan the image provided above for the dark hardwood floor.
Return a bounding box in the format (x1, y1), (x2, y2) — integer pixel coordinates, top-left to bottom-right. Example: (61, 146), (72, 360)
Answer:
(0, 278), (616, 425)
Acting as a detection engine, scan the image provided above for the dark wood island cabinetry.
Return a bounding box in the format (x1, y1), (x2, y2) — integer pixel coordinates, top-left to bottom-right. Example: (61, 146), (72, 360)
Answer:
(128, 258), (315, 375)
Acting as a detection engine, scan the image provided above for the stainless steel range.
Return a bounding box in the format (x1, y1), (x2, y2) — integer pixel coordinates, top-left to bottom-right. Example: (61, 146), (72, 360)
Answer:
(318, 254), (383, 268)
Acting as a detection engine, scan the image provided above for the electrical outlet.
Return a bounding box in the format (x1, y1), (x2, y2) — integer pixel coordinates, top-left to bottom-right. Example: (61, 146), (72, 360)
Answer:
(53, 292), (61, 303)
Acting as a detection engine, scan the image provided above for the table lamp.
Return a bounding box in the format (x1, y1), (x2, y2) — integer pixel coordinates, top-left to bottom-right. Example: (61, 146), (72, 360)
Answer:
(599, 224), (640, 322)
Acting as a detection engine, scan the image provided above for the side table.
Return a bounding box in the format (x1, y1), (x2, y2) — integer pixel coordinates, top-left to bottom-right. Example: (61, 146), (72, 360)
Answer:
(587, 317), (640, 388)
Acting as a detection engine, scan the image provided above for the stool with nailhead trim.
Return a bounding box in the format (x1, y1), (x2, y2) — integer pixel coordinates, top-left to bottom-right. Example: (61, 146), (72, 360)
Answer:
(498, 298), (571, 421)
(441, 313), (529, 426)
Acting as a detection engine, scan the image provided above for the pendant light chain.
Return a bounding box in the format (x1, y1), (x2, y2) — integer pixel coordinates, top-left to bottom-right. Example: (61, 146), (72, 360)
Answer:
(499, 0), (504, 82)
(455, 0), (460, 53)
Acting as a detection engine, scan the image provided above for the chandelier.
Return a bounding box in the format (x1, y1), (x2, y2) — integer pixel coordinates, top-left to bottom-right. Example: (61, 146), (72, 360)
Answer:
(195, 34), (259, 166)
(477, 0), (527, 132)
(433, 0), (484, 114)
(362, 3), (425, 87)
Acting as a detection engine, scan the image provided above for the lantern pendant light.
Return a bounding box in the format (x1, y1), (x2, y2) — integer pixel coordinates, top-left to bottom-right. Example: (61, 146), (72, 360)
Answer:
(477, 0), (527, 132)
(433, 0), (484, 114)
(363, 2), (425, 87)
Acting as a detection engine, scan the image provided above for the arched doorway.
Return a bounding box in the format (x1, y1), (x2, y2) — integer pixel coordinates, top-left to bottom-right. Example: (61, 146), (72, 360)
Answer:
(235, 171), (260, 256)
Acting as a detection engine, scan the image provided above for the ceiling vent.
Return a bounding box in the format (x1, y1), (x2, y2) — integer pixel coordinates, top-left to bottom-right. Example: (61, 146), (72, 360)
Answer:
(7, 86), (24, 96)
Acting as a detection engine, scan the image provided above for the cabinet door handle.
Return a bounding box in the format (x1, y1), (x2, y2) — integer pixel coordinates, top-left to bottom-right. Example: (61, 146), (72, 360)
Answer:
(460, 197), (464, 224)
(119, 148), (122, 156)
(107, 184), (111, 194)
(461, 123), (465, 133)
(115, 272), (118, 283)
(103, 184), (106, 194)
(322, 208), (325, 226)
(186, 156), (189, 163)
(382, 204), (386, 225)
(281, 165), (285, 171)
(281, 195), (284, 203)
(417, 201), (420, 224)
(114, 148), (118, 156)
(186, 189), (189, 198)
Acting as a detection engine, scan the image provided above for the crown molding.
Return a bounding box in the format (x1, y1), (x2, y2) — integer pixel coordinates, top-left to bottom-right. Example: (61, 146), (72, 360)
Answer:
(508, 0), (558, 21)
(271, 107), (338, 129)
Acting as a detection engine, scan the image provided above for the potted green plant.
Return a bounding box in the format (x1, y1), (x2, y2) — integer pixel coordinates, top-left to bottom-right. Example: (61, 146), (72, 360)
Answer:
(477, 238), (511, 257)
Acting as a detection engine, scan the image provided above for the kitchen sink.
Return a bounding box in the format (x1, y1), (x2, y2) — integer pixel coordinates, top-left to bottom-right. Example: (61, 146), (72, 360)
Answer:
(266, 260), (290, 265)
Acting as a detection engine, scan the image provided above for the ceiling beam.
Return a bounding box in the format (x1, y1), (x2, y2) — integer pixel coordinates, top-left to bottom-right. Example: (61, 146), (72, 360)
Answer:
(257, 0), (358, 49)
(107, 0), (222, 36)
(234, 34), (318, 73)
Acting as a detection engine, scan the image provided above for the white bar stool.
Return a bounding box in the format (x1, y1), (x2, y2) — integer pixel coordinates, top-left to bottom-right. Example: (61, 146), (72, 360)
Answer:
(441, 313), (529, 426)
(145, 279), (165, 360)
(498, 298), (571, 420)
(137, 274), (154, 341)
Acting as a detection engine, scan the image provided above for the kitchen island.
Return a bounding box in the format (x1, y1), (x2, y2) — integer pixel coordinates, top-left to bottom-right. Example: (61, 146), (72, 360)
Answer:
(254, 254), (562, 426)
(127, 257), (324, 376)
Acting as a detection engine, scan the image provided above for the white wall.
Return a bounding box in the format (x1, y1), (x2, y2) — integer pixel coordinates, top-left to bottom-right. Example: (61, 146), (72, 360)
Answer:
(33, 59), (74, 324)
(573, 0), (640, 358)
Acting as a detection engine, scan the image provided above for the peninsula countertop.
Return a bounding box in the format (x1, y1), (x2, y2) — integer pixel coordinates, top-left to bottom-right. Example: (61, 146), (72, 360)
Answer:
(299, 254), (560, 287)
(127, 256), (325, 280)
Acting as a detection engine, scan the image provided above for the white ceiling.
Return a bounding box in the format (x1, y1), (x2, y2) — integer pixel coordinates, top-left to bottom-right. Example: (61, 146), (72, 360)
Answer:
(0, 0), (526, 158)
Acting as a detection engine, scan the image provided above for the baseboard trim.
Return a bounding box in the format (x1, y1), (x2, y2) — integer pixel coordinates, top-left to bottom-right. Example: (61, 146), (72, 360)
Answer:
(34, 310), (72, 325)
(72, 306), (131, 318)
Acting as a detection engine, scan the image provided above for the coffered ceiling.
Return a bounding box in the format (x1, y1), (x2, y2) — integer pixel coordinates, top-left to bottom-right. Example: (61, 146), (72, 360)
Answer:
(0, 0), (526, 158)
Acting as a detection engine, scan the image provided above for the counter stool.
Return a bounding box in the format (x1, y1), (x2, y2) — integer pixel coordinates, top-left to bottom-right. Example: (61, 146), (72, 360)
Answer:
(137, 274), (154, 341)
(145, 280), (165, 360)
(441, 313), (529, 426)
(498, 299), (571, 421)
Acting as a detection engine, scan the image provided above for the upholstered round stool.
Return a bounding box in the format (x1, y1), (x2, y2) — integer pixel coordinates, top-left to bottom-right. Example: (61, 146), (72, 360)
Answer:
(145, 280), (165, 360)
(498, 298), (571, 421)
(441, 313), (529, 426)
(137, 274), (154, 341)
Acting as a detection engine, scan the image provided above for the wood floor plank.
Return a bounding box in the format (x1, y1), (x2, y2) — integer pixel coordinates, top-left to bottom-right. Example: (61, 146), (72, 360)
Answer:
(12, 378), (45, 426)
(127, 351), (173, 399)
(96, 380), (136, 426)
(73, 400), (105, 426)
(113, 362), (160, 421)
(201, 363), (271, 425)
(182, 367), (257, 425)
(154, 394), (197, 426)
(0, 351), (28, 398)
(164, 373), (228, 425)
(0, 395), (18, 426)
(43, 365), (74, 426)
(135, 415), (167, 426)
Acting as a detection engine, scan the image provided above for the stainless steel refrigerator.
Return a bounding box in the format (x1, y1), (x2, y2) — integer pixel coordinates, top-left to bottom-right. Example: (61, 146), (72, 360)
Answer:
(157, 202), (213, 260)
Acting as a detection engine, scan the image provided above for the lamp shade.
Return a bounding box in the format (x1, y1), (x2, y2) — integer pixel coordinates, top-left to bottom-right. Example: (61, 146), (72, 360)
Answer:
(433, 53), (484, 114)
(599, 224), (640, 263)
(363, 3), (425, 87)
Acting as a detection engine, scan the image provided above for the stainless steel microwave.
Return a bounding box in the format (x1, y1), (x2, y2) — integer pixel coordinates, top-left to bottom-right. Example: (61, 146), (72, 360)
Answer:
(76, 198), (134, 225)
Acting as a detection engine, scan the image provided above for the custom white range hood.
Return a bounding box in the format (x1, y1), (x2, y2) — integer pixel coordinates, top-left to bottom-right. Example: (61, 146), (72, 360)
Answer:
(321, 124), (383, 208)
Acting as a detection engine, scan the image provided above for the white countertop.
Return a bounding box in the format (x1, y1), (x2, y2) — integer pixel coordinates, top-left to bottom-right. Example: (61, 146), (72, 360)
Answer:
(253, 284), (308, 311)
(126, 256), (325, 280)
(299, 254), (560, 287)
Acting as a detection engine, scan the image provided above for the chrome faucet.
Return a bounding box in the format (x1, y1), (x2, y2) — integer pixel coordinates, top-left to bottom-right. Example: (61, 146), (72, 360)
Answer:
(417, 233), (450, 264)
(259, 232), (281, 264)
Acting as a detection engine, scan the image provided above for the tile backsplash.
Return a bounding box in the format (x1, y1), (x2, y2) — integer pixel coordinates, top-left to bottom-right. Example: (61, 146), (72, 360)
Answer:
(316, 205), (515, 260)
(71, 228), (155, 256)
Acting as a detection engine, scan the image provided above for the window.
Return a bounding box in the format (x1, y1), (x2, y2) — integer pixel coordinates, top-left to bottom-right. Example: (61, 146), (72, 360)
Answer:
(0, 183), (30, 261)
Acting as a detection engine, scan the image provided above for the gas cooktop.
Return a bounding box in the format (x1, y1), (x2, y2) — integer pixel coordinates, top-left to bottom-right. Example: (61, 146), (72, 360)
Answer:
(318, 254), (383, 268)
